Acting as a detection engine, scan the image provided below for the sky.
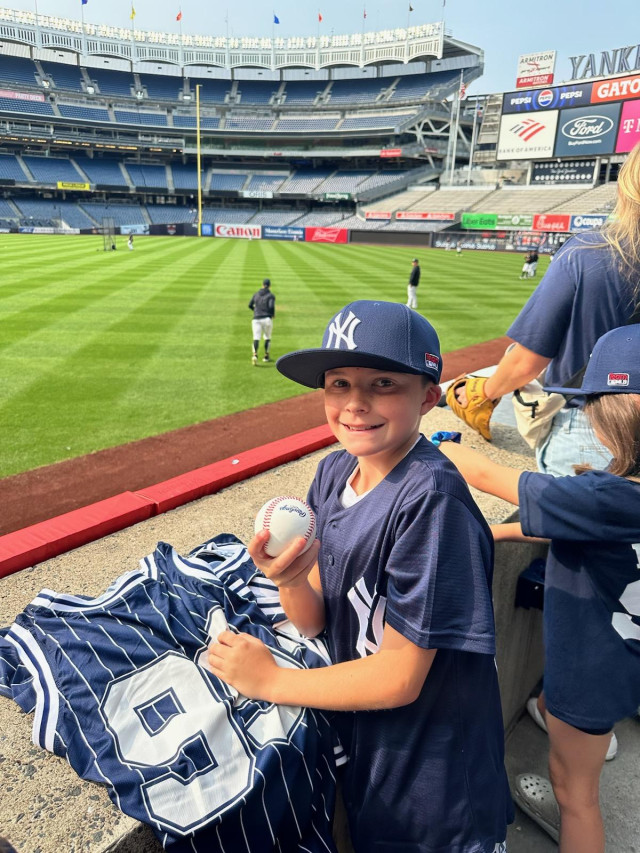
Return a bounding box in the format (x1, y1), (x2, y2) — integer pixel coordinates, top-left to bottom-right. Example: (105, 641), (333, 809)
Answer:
(6, 0), (639, 95)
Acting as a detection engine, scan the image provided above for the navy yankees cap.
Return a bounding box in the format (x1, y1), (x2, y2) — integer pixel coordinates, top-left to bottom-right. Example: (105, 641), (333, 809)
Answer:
(276, 300), (442, 389)
(262, 278), (271, 287)
(544, 325), (640, 396)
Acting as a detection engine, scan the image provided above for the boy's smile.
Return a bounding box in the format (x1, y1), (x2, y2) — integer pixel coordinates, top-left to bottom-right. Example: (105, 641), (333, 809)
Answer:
(324, 367), (441, 481)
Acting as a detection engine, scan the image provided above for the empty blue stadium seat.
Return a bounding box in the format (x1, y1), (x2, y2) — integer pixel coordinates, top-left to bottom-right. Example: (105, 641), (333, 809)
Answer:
(125, 164), (168, 188)
(0, 154), (29, 182)
(236, 81), (276, 105)
(114, 109), (168, 126)
(0, 55), (39, 87)
(40, 61), (85, 92)
(22, 156), (85, 184)
(138, 73), (184, 101)
(58, 104), (111, 122)
(88, 68), (135, 97)
(0, 97), (54, 116)
(327, 77), (386, 104)
(73, 157), (128, 187)
(185, 78), (230, 103)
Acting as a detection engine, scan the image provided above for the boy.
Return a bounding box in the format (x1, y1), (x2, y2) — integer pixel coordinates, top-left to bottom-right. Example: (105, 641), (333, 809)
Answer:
(209, 301), (512, 852)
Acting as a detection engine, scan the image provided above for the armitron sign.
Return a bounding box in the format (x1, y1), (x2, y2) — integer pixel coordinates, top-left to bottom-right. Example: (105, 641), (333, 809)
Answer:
(516, 51), (556, 89)
(214, 224), (262, 239)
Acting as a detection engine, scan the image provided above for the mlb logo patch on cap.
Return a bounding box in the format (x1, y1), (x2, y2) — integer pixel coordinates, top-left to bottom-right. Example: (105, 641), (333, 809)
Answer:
(425, 353), (440, 372)
(607, 372), (630, 387)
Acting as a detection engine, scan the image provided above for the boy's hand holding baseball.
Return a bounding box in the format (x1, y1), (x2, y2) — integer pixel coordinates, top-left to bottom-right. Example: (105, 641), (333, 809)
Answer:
(248, 530), (320, 589)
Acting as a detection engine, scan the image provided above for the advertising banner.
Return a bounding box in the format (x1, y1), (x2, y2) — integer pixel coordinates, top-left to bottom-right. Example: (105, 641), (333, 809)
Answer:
(553, 101), (621, 157)
(215, 223), (262, 239)
(461, 212), (497, 229)
(503, 83), (593, 114)
(365, 211), (392, 220)
(497, 110), (558, 160)
(201, 224), (214, 236)
(533, 213), (571, 232)
(591, 73), (640, 103)
(305, 227), (348, 243)
(434, 234), (502, 251)
(0, 89), (45, 102)
(56, 181), (90, 191)
(570, 214), (609, 231)
(120, 224), (150, 235)
(396, 211), (455, 221)
(380, 148), (402, 158)
(616, 98), (640, 152)
(516, 50), (556, 89)
(496, 213), (534, 229)
(324, 192), (351, 201)
(241, 190), (274, 199)
(262, 225), (305, 240)
(531, 160), (597, 184)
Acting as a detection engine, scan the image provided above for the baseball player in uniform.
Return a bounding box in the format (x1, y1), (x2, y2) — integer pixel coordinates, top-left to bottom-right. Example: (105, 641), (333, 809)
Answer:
(249, 278), (275, 365)
(407, 257), (420, 309)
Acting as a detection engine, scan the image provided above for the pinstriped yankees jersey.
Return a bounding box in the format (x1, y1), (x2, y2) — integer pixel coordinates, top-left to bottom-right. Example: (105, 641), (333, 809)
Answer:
(0, 534), (341, 853)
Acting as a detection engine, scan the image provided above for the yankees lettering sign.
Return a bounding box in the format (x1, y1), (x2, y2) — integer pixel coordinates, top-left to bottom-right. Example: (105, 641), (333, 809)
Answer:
(214, 224), (262, 240)
(516, 51), (556, 89)
(305, 227), (348, 244)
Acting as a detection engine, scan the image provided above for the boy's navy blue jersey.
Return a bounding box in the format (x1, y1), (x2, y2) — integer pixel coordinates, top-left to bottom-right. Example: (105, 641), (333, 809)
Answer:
(307, 437), (513, 853)
(0, 536), (340, 853)
(506, 231), (636, 392)
(519, 470), (640, 729)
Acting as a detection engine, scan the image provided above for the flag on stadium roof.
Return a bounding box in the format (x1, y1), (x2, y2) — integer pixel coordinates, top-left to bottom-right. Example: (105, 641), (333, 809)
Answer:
(459, 82), (467, 100)
(363, 7), (367, 18)
(81, 0), (88, 6)
(273, 13), (280, 23)
(176, 9), (182, 20)
(409, 4), (414, 10)
(130, 5), (136, 20)
(318, 11), (323, 22)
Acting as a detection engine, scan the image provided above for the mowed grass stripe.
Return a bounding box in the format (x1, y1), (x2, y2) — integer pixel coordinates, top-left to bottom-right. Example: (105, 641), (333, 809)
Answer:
(0, 235), (540, 477)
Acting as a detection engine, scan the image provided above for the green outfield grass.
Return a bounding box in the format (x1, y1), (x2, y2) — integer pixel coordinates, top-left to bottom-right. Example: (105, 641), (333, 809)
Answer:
(0, 233), (545, 478)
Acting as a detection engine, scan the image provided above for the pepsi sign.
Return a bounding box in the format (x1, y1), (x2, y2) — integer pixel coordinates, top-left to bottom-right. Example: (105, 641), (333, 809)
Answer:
(553, 101), (621, 156)
(503, 83), (593, 113)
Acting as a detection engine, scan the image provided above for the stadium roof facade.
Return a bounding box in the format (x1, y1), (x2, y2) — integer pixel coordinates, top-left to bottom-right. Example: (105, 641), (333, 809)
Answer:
(0, 8), (481, 73)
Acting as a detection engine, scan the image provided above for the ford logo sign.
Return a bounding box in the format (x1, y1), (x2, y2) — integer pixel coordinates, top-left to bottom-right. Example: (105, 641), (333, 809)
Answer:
(561, 115), (614, 139)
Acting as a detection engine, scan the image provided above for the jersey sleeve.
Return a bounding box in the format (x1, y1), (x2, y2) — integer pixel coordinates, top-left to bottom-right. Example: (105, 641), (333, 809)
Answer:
(506, 247), (577, 357)
(384, 490), (496, 655)
(519, 470), (640, 542)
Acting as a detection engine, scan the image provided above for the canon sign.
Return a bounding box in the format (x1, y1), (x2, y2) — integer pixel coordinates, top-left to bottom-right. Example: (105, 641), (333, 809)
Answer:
(214, 224), (262, 239)
(561, 115), (614, 139)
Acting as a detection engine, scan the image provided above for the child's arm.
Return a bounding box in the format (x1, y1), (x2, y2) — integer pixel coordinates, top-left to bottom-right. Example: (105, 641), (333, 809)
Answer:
(483, 342), (550, 399)
(491, 521), (549, 544)
(208, 622), (436, 711)
(248, 530), (326, 638)
(437, 442), (522, 505)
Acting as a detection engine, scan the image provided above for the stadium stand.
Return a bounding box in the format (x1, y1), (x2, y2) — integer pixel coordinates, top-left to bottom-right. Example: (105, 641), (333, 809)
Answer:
(185, 78), (230, 103)
(247, 210), (302, 225)
(172, 114), (220, 128)
(145, 205), (196, 224)
(73, 156), (128, 187)
(362, 186), (438, 213)
(58, 103), (111, 122)
(125, 164), (169, 189)
(113, 109), (168, 127)
(201, 207), (256, 224)
(210, 172), (248, 191)
(547, 182), (618, 214)
(388, 70), (459, 102)
(0, 198), (18, 218)
(278, 170), (333, 194)
(315, 170), (375, 193)
(138, 73), (184, 101)
(39, 60), (85, 92)
(224, 116), (276, 131)
(0, 54), (39, 86)
(0, 97), (54, 116)
(471, 186), (587, 214)
(275, 117), (339, 131)
(79, 202), (147, 225)
(292, 211), (351, 227)
(22, 155), (85, 184)
(245, 174), (289, 192)
(87, 67), (135, 97)
(236, 81), (277, 105)
(12, 199), (98, 229)
(326, 77), (387, 105)
(281, 80), (325, 105)
(0, 154), (29, 182)
(340, 112), (415, 129)
(171, 164), (201, 190)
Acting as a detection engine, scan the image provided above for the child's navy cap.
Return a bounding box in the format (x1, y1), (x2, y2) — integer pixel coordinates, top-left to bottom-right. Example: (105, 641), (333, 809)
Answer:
(276, 300), (442, 389)
(544, 325), (640, 396)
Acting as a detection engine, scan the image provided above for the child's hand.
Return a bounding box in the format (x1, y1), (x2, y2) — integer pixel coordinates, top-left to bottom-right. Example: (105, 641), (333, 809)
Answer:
(208, 630), (278, 701)
(248, 529), (320, 589)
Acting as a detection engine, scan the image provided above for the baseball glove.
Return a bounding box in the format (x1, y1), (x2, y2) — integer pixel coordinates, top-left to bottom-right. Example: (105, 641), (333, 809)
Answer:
(445, 374), (499, 441)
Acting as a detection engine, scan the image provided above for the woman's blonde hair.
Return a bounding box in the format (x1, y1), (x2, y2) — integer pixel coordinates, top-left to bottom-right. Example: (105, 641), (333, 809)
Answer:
(602, 142), (640, 289)
(575, 393), (640, 479)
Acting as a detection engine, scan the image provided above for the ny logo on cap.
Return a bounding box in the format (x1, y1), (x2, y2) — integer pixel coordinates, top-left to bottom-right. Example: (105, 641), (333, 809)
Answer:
(327, 311), (360, 350)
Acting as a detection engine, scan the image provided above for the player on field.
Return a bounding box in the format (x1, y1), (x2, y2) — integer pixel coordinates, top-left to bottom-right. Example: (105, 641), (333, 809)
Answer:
(406, 257), (420, 309)
(210, 300), (513, 853)
(249, 278), (275, 365)
(438, 324), (640, 853)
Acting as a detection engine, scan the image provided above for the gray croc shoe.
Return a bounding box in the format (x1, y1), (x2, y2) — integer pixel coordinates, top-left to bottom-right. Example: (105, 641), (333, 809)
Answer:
(513, 773), (560, 843)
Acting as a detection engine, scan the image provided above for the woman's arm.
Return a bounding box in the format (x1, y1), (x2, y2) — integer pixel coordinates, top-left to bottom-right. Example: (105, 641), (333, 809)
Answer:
(208, 622), (436, 711)
(491, 521), (549, 544)
(483, 342), (551, 400)
(438, 442), (522, 505)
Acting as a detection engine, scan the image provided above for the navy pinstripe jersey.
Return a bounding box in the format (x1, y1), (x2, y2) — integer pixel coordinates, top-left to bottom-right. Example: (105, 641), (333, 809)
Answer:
(0, 534), (341, 853)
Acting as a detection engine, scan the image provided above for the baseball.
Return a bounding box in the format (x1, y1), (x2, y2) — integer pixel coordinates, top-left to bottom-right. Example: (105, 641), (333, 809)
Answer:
(254, 496), (317, 558)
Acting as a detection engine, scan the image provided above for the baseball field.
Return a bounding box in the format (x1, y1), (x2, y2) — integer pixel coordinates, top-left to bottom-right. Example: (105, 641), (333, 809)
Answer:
(0, 234), (544, 479)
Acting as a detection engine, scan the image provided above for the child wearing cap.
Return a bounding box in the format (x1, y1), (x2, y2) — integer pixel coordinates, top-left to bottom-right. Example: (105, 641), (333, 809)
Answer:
(438, 324), (640, 852)
(210, 300), (513, 852)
